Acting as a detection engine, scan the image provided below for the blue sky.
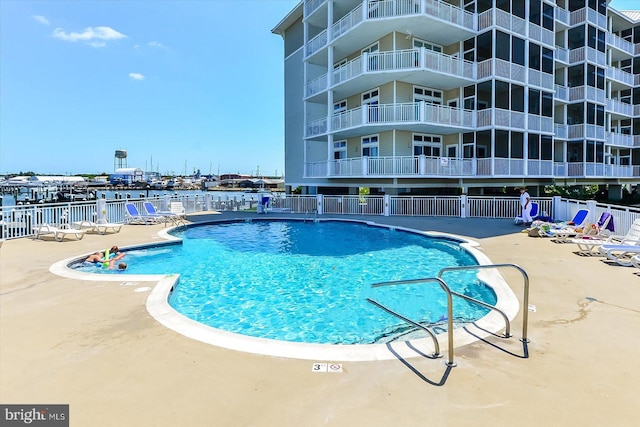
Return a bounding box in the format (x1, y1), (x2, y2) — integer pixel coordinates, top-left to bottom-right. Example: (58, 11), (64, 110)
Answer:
(0, 0), (299, 177)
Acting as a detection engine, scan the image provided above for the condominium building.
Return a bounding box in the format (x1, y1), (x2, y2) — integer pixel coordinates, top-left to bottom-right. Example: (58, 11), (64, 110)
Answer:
(272, 0), (640, 197)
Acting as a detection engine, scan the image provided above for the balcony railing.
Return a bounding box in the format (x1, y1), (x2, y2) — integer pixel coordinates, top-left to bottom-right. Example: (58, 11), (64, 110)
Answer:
(307, 29), (327, 56)
(305, 156), (635, 178)
(554, 124), (568, 139)
(569, 46), (606, 66)
(528, 69), (554, 90)
(330, 102), (474, 132)
(606, 132), (634, 147)
(304, 0), (326, 16)
(555, 46), (568, 63)
(567, 124), (605, 140)
(478, 8), (526, 33)
(328, 48), (474, 88)
(606, 99), (633, 117)
(330, 0), (475, 45)
(570, 7), (606, 29)
(554, 85), (568, 102)
(607, 33), (634, 56)
(606, 67), (634, 87)
(477, 58), (526, 81)
(568, 85), (605, 103)
(555, 8), (569, 26)
(528, 22), (554, 47)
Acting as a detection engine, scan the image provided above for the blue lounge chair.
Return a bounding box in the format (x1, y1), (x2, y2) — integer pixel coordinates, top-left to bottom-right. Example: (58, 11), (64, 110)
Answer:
(143, 201), (184, 226)
(537, 209), (591, 242)
(125, 203), (162, 225)
(514, 202), (539, 225)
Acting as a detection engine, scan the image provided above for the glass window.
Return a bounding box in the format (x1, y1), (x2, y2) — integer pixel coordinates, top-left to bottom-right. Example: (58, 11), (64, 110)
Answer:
(529, 0), (541, 26)
(568, 26), (585, 49)
(596, 105), (604, 126)
(586, 103), (595, 125)
(496, 31), (510, 61)
(542, 92), (553, 117)
(512, 0), (525, 19)
(362, 135), (378, 157)
(587, 64), (596, 87)
(586, 140), (595, 162)
(529, 89), (540, 115)
(597, 30), (605, 53)
(333, 141), (347, 160)
(542, 3), (554, 31)
(529, 43), (540, 71)
(511, 132), (524, 159)
(541, 136), (552, 160)
(495, 130), (509, 158)
(495, 81), (510, 110)
(542, 47), (553, 74)
(497, 0), (509, 12)
(511, 84), (524, 112)
(512, 36), (525, 65)
(588, 25), (597, 49)
(528, 134), (540, 159)
(596, 67), (604, 89)
(477, 32), (492, 62)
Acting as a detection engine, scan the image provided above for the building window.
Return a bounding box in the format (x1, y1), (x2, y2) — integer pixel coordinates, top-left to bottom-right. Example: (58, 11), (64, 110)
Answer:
(334, 100), (347, 113)
(413, 38), (442, 53)
(512, 36), (525, 65)
(362, 135), (379, 157)
(529, 89), (541, 115)
(333, 141), (346, 160)
(414, 86), (442, 104)
(529, 43), (541, 71)
(413, 134), (442, 156)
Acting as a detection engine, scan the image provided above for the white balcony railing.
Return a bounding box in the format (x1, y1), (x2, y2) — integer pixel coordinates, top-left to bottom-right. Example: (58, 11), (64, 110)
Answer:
(555, 46), (568, 63)
(306, 29), (327, 57)
(606, 132), (634, 147)
(568, 124), (605, 140)
(305, 156), (638, 179)
(330, 102), (474, 132)
(478, 58), (526, 81)
(528, 69), (554, 90)
(306, 117), (328, 137)
(528, 22), (554, 47)
(306, 74), (327, 98)
(569, 47), (606, 66)
(607, 33), (634, 56)
(478, 8), (526, 33)
(568, 86), (605, 103)
(555, 85), (568, 102)
(554, 124), (568, 139)
(304, 0), (326, 16)
(606, 67), (634, 86)
(570, 7), (606, 29)
(555, 8), (570, 26)
(328, 48), (475, 89)
(331, 0), (476, 44)
(606, 99), (633, 117)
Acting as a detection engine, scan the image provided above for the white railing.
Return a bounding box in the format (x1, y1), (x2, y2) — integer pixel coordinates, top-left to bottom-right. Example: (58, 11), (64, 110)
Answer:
(606, 67), (634, 86)
(555, 8), (569, 26)
(607, 33), (634, 56)
(323, 195), (385, 215)
(635, 74), (640, 87)
(554, 123), (568, 139)
(528, 69), (554, 90)
(304, 0), (326, 16)
(555, 46), (568, 63)
(570, 7), (606, 29)
(306, 74), (327, 98)
(480, 58), (526, 82)
(330, 102), (474, 132)
(605, 132), (633, 147)
(390, 196), (460, 216)
(423, 0), (476, 31)
(306, 117), (328, 137)
(331, 3), (364, 40)
(306, 29), (327, 57)
(555, 85), (568, 102)
(568, 124), (605, 140)
(330, 48), (474, 88)
(528, 115), (554, 133)
(606, 99), (633, 117)
(528, 22), (554, 47)
(478, 9), (526, 34)
(635, 135), (640, 147)
(569, 47), (606, 66)
(569, 86), (605, 103)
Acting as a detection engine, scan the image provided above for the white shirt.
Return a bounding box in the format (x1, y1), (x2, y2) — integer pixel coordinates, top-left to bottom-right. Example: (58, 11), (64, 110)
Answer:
(520, 191), (530, 208)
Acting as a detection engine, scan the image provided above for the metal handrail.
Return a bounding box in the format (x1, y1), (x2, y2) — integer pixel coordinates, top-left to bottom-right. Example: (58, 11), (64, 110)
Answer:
(367, 277), (456, 367)
(438, 263), (530, 343)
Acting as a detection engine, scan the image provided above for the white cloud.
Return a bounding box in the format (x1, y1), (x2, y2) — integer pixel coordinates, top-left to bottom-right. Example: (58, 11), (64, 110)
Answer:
(129, 73), (145, 80)
(148, 41), (164, 48)
(33, 15), (50, 25)
(52, 26), (127, 46)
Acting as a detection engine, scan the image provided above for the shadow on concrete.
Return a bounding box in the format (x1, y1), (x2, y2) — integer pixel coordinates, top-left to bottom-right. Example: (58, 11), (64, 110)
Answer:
(385, 342), (453, 386)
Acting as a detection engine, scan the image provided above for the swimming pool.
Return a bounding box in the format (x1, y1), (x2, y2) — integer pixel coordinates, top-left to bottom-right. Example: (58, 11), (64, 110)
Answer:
(73, 219), (497, 345)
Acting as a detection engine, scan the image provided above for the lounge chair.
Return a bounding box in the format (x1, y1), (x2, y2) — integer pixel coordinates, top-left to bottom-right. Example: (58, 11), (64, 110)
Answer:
(536, 209), (590, 242)
(600, 243), (640, 267)
(169, 202), (187, 218)
(570, 218), (640, 255)
(631, 254), (640, 269)
(555, 212), (614, 243)
(73, 218), (123, 235)
(125, 203), (162, 225)
(34, 223), (86, 242)
(143, 201), (184, 226)
(514, 202), (539, 225)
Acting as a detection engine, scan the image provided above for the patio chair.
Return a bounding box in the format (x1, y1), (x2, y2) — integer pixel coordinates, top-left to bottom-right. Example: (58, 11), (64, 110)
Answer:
(125, 203), (162, 225)
(514, 202), (539, 225)
(600, 243), (640, 267)
(551, 211), (614, 243)
(631, 254), (640, 269)
(536, 209), (590, 242)
(143, 201), (184, 226)
(73, 218), (122, 235)
(34, 223), (86, 242)
(570, 218), (640, 255)
(169, 202), (187, 218)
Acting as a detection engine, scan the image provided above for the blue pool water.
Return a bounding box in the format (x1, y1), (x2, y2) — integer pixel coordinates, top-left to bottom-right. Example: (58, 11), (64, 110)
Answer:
(74, 220), (496, 344)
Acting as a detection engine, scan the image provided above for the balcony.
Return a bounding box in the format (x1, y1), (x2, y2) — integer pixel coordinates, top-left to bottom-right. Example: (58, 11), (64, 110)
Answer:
(554, 123), (568, 139)
(305, 154), (637, 179)
(306, 0), (476, 61)
(477, 58), (526, 81)
(606, 67), (634, 87)
(305, 49), (475, 100)
(607, 33), (635, 58)
(555, 46), (568, 64)
(569, 7), (606, 29)
(568, 47), (606, 66)
(567, 124), (605, 140)
(606, 132), (634, 147)
(304, 0), (326, 16)
(554, 85), (568, 103)
(315, 102), (474, 138)
(478, 8), (526, 33)
(606, 99), (633, 118)
(555, 8), (570, 29)
(568, 86), (605, 103)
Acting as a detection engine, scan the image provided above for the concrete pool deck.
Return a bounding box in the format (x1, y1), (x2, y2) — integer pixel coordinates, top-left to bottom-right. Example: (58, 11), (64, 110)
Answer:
(0, 211), (638, 426)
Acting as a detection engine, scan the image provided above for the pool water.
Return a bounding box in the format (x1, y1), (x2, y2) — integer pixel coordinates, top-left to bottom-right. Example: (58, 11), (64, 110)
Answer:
(74, 220), (497, 344)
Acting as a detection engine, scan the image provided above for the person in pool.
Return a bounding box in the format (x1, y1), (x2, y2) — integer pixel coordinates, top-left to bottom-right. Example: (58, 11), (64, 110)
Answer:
(85, 252), (106, 263)
(111, 262), (127, 271)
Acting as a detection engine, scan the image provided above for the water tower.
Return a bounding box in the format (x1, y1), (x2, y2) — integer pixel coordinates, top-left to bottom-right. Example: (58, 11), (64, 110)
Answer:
(114, 149), (128, 171)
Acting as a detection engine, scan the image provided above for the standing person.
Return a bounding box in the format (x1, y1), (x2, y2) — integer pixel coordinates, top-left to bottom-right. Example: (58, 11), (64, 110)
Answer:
(519, 187), (532, 225)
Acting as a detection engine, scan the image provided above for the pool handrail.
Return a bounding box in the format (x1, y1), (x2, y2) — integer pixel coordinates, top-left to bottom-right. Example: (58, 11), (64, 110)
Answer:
(438, 263), (530, 343)
(367, 277), (456, 367)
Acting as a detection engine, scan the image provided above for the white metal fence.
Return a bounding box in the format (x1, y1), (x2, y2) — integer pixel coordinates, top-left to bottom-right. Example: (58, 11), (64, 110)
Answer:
(2, 195), (638, 240)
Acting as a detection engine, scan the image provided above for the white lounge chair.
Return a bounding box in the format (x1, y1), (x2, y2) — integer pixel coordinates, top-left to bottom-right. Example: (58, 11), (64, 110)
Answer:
(144, 201), (184, 226)
(631, 254), (640, 269)
(536, 209), (590, 242)
(73, 219), (123, 235)
(34, 224), (86, 242)
(570, 218), (640, 255)
(600, 244), (640, 267)
(169, 202), (186, 218)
